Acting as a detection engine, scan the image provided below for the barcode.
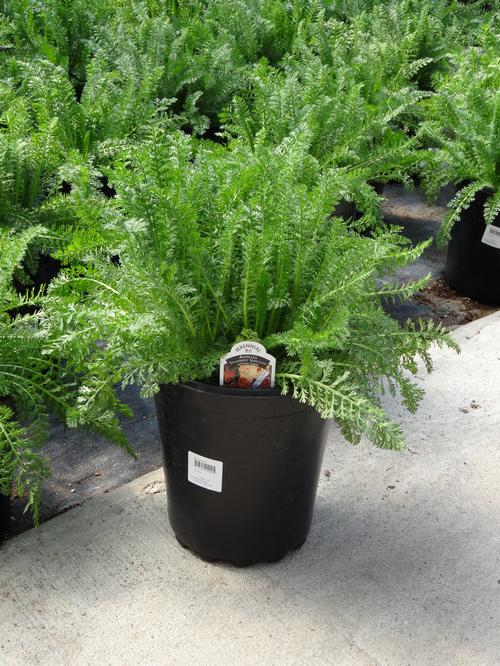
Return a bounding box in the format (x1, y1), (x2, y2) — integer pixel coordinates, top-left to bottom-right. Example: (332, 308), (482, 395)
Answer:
(188, 451), (223, 492)
(194, 459), (216, 473)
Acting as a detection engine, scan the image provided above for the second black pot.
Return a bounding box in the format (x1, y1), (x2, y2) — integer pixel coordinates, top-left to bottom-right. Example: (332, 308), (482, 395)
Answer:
(0, 491), (11, 541)
(446, 188), (500, 305)
(155, 382), (328, 566)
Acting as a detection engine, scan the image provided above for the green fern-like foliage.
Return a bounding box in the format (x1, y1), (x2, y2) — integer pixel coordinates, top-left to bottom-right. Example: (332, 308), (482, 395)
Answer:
(291, 0), (490, 97)
(201, 0), (318, 65)
(0, 226), (133, 522)
(222, 51), (424, 228)
(42, 132), (457, 452)
(343, 0), (491, 90)
(0, 63), (70, 231)
(83, 0), (319, 132)
(0, 0), (490, 470)
(219, 1), (493, 226)
(0, 227), (55, 521)
(0, 54), (169, 271)
(0, 59), (107, 280)
(419, 39), (500, 243)
(83, 8), (209, 136)
(80, 1), (264, 135)
(3, 54), (166, 164)
(0, 0), (116, 91)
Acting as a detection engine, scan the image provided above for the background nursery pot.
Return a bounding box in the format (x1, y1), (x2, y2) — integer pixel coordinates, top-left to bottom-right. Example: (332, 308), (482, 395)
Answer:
(155, 382), (328, 566)
(446, 189), (500, 305)
(0, 491), (11, 540)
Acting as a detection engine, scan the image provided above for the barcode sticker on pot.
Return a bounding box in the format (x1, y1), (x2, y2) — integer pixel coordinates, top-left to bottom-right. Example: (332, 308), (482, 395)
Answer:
(481, 225), (500, 249)
(188, 451), (223, 492)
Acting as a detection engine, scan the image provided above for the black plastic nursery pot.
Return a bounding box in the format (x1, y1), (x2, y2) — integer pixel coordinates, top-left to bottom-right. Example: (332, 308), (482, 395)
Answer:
(446, 189), (500, 305)
(13, 254), (61, 301)
(155, 382), (328, 566)
(0, 491), (11, 541)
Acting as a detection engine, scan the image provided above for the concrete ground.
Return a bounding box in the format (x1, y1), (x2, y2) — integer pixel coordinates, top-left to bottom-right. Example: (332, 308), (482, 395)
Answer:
(1, 311), (499, 665)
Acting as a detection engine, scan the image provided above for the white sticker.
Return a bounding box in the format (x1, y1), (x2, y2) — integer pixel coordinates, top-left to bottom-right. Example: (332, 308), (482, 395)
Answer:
(188, 451), (223, 492)
(481, 225), (500, 249)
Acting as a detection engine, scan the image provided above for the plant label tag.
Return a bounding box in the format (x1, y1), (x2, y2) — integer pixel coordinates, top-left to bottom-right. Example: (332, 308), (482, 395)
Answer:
(219, 340), (276, 389)
(481, 225), (500, 249)
(188, 451), (223, 492)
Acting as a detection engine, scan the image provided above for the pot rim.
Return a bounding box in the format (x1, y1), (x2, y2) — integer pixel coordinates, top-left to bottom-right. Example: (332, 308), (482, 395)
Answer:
(182, 380), (284, 398)
(156, 381), (316, 418)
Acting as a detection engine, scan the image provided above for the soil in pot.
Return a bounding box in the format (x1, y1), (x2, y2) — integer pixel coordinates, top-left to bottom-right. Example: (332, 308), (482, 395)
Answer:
(446, 188), (500, 305)
(155, 382), (328, 566)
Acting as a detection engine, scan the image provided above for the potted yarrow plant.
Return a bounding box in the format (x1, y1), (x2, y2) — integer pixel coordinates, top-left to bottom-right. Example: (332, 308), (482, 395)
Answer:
(42, 132), (457, 565)
(0, 227), (57, 531)
(420, 43), (500, 304)
(222, 55), (424, 230)
(0, 227), (134, 535)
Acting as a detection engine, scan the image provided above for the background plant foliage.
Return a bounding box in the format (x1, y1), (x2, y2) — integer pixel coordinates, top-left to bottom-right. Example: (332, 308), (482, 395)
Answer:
(42, 132), (457, 452)
(0, 228), (133, 521)
(420, 37), (500, 242)
(0, 0), (496, 246)
(0, 0), (496, 519)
